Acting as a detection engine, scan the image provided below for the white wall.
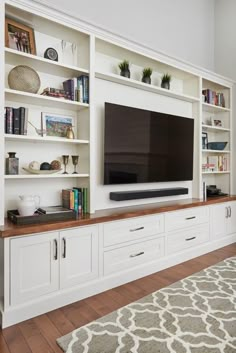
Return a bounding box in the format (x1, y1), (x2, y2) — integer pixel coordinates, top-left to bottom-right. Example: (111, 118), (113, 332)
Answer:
(38, 0), (215, 70)
(214, 0), (236, 194)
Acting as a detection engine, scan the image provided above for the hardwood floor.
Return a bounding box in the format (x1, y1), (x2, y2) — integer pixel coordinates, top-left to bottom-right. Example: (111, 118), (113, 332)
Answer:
(1, 243), (236, 353)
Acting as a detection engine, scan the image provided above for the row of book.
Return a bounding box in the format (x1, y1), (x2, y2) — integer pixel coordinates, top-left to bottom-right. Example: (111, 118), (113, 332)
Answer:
(202, 156), (229, 172)
(62, 188), (88, 214)
(4, 106), (28, 135)
(202, 89), (225, 107)
(63, 75), (89, 103)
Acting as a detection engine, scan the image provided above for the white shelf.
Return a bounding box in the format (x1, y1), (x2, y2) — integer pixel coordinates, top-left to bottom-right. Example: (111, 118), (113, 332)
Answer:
(5, 173), (89, 179)
(95, 71), (200, 103)
(202, 102), (230, 113)
(4, 134), (89, 144)
(202, 171), (230, 175)
(5, 47), (89, 76)
(202, 125), (230, 132)
(5, 89), (89, 111)
(202, 149), (230, 154)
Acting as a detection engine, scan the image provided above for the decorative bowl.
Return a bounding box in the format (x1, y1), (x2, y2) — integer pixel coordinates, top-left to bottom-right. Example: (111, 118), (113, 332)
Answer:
(207, 142), (228, 150)
(8, 65), (41, 94)
(23, 167), (62, 174)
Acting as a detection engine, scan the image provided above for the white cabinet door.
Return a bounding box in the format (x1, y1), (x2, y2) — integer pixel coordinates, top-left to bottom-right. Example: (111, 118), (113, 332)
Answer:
(60, 225), (98, 289)
(227, 202), (236, 235)
(10, 232), (59, 305)
(210, 203), (227, 239)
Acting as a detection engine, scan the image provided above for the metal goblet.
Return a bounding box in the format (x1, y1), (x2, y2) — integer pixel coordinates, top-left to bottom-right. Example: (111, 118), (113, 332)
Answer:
(71, 155), (79, 174)
(62, 155), (69, 174)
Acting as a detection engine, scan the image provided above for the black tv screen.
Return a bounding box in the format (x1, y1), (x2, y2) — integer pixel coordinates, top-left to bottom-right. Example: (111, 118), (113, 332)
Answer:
(104, 103), (194, 185)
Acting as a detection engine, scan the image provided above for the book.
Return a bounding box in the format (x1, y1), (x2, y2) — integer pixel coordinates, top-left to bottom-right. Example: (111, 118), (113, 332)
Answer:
(38, 206), (74, 214)
(72, 188), (79, 212)
(62, 189), (71, 209)
(6, 107), (13, 134)
(13, 108), (21, 135)
(20, 107), (28, 135)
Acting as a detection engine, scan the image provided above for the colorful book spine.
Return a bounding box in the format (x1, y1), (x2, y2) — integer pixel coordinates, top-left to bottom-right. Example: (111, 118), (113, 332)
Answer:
(73, 188), (79, 212)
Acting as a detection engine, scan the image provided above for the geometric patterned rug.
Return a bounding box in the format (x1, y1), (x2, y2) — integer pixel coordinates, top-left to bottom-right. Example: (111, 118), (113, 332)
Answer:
(57, 257), (236, 353)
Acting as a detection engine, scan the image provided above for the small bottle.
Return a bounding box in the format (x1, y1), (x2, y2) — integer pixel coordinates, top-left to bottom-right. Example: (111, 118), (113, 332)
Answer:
(6, 152), (19, 175)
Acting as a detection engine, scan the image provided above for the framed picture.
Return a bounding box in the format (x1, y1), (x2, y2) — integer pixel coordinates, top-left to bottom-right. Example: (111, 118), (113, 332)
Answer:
(41, 113), (75, 138)
(5, 18), (36, 55)
(202, 132), (208, 149)
(211, 117), (223, 127)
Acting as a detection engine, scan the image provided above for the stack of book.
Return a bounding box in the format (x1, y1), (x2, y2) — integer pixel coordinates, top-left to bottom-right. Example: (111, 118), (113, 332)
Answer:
(4, 106), (27, 135)
(202, 155), (229, 172)
(62, 188), (88, 214)
(41, 87), (71, 100)
(202, 89), (225, 107)
(63, 75), (89, 103)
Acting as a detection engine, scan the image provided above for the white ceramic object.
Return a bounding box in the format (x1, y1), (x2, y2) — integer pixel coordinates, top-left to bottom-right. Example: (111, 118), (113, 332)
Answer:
(18, 195), (40, 216)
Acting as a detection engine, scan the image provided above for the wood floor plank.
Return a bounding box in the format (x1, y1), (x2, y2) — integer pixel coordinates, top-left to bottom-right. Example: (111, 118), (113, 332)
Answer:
(19, 319), (54, 353)
(2, 326), (32, 353)
(47, 309), (75, 336)
(33, 315), (62, 353)
(1, 243), (235, 353)
(0, 332), (11, 353)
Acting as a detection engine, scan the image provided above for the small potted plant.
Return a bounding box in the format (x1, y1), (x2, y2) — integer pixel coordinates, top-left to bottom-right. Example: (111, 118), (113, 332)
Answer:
(118, 60), (130, 78)
(161, 73), (171, 89)
(142, 67), (152, 84)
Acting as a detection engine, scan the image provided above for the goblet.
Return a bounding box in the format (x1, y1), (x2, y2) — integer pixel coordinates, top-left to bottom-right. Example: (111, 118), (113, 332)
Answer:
(62, 155), (69, 174)
(71, 155), (79, 174)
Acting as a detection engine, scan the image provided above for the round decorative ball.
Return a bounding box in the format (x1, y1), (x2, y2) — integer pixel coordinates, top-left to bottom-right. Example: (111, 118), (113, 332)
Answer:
(29, 161), (40, 170)
(8, 65), (41, 94)
(40, 162), (51, 170)
(50, 160), (61, 170)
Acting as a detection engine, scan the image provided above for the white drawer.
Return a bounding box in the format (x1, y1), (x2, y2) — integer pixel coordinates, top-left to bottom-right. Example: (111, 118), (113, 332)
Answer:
(166, 224), (209, 255)
(103, 214), (164, 247)
(165, 206), (209, 232)
(104, 236), (164, 275)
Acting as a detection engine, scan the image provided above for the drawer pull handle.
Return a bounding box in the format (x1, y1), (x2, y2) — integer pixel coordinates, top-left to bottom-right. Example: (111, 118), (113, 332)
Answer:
(62, 238), (66, 258)
(228, 206), (232, 218)
(130, 226), (144, 232)
(185, 236), (196, 241)
(130, 251), (144, 258)
(53, 239), (58, 260)
(185, 216), (196, 220)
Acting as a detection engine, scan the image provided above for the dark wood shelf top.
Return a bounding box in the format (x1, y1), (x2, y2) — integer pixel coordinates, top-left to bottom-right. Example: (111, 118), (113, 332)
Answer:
(1, 196), (236, 238)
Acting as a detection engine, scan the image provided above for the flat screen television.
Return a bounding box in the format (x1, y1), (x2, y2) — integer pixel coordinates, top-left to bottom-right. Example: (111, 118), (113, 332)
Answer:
(104, 102), (194, 185)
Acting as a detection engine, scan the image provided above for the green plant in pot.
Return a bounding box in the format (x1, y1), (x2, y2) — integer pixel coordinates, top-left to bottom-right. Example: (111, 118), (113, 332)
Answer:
(118, 60), (130, 78)
(161, 73), (171, 89)
(142, 67), (152, 84)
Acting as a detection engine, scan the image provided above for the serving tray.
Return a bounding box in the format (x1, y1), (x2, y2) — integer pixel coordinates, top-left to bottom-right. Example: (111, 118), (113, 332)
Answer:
(7, 209), (77, 225)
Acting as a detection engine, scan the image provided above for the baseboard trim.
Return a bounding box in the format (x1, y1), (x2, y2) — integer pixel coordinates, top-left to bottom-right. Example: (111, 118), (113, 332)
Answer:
(2, 234), (236, 328)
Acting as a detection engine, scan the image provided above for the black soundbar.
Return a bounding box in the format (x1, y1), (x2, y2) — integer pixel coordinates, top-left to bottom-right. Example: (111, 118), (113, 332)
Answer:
(110, 187), (188, 201)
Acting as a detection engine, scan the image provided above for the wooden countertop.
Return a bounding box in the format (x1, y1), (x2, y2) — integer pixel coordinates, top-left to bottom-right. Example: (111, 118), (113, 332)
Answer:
(1, 196), (236, 238)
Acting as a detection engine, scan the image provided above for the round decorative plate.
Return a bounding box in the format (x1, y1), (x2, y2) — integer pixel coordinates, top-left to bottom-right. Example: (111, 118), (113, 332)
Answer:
(23, 167), (62, 174)
(8, 65), (41, 94)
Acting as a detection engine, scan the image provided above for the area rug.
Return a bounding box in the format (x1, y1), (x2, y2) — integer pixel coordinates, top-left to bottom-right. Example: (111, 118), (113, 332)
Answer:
(57, 257), (236, 353)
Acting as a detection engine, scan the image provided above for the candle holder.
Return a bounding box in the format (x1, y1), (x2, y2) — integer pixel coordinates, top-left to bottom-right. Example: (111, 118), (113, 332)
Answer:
(62, 155), (69, 174)
(71, 155), (79, 174)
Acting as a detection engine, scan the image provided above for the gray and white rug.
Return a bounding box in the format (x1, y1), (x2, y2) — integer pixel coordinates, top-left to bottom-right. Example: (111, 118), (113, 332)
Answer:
(57, 257), (236, 353)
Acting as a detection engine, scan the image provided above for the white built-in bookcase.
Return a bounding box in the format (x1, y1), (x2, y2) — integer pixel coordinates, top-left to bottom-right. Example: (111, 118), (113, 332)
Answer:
(0, 0), (234, 225)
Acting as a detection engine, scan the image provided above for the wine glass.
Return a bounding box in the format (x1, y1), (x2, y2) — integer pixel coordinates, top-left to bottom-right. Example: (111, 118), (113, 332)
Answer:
(62, 155), (69, 174)
(71, 155), (79, 174)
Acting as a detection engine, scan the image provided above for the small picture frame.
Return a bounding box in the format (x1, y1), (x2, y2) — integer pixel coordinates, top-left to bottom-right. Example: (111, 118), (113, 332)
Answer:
(5, 18), (36, 55)
(202, 132), (208, 150)
(211, 117), (223, 127)
(41, 112), (75, 138)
